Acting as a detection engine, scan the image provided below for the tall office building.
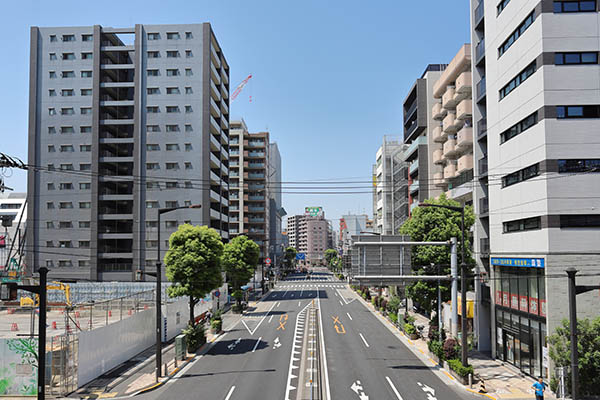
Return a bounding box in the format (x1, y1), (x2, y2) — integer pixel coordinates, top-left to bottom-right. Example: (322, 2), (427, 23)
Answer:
(229, 120), (269, 258)
(402, 65), (446, 214)
(470, 0), (600, 379)
(373, 136), (409, 235)
(431, 44), (474, 206)
(27, 23), (230, 281)
(268, 142), (286, 266)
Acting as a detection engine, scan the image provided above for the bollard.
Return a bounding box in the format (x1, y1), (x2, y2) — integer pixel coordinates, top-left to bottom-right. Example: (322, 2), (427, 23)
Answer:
(468, 373), (473, 388)
(479, 379), (487, 393)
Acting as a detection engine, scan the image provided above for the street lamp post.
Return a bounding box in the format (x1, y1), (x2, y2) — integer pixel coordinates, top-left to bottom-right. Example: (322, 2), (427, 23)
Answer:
(419, 202), (468, 368)
(154, 204), (201, 382)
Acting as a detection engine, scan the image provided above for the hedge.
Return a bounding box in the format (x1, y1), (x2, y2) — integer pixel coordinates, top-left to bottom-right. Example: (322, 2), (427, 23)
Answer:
(447, 359), (474, 378)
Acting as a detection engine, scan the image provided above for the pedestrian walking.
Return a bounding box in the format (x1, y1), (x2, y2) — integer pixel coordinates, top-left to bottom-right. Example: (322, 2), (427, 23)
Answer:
(532, 377), (547, 400)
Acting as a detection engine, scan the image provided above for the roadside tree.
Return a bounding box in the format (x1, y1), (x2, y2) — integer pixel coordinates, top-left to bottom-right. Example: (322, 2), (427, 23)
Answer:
(222, 235), (260, 309)
(284, 247), (297, 272)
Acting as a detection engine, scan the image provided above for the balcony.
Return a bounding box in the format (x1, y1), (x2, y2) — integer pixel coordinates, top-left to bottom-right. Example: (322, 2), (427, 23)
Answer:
(249, 217), (265, 223)
(474, 2), (484, 28)
(475, 38), (485, 64)
(434, 172), (446, 187)
(433, 149), (444, 165)
(432, 102), (446, 120)
(210, 80), (221, 102)
(443, 138), (459, 159)
(210, 97), (220, 118)
(210, 62), (221, 85)
(210, 115), (220, 135)
(478, 156), (488, 176)
(248, 162), (265, 169)
(248, 151), (265, 158)
(456, 71), (472, 95)
(248, 140), (265, 148)
(409, 160), (419, 174)
(220, 100), (229, 115)
(479, 197), (489, 215)
(433, 125), (446, 143)
(456, 99), (472, 120)
(248, 195), (264, 201)
(443, 163), (457, 180)
(457, 154), (473, 174)
(404, 136), (427, 160)
(476, 77), (486, 102)
(248, 173), (265, 179)
(457, 125), (473, 148)
(409, 180), (420, 194)
(248, 206), (265, 212)
(442, 86), (458, 109)
(443, 112), (458, 134)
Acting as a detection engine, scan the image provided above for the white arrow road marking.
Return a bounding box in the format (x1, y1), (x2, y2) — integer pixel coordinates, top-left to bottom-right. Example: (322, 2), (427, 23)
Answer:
(227, 338), (241, 351)
(224, 385), (235, 400)
(350, 381), (363, 394)
(359, 333), (370, 348)
(359, 392), (369, 400)
(273, 337), (281, 349)
(386, 376), (404, 400)
(346, 312), (353, 321)
(252, 337), (262, 352)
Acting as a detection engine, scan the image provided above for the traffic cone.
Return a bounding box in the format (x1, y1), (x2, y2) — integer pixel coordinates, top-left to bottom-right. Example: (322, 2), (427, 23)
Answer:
(11, 323), (19, 331)
(75, 311), (80, 318)
(479, 380), (487, 393)
(108, 310), (112, 317)
(52, 321), (57, 330)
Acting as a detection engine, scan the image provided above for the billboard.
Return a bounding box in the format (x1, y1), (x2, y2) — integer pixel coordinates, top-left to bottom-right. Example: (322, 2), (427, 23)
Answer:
(304, 206), (323, 217)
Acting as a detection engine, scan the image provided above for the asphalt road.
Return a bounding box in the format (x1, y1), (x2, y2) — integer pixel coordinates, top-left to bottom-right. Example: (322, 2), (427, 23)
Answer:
(137, 269), (479, 400)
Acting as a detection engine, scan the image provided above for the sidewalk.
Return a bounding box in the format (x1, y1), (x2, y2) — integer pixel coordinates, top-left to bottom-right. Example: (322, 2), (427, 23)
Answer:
(355, 291), (555, 400)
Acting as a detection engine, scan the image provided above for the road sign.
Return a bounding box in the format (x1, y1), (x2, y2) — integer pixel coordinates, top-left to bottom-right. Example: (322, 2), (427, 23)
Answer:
(296, 253), (306, 260)
(265, 258), (271, 265)
(214, 290), (220, 298)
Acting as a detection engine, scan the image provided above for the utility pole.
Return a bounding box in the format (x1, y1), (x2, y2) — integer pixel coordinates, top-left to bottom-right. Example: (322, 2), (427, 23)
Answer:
(451, 237), (458, 338)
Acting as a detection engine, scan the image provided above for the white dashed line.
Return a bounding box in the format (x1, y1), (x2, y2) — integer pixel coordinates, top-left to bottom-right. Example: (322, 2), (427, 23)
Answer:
(346, 312), (353, 321)
(359, 333), (370, 348)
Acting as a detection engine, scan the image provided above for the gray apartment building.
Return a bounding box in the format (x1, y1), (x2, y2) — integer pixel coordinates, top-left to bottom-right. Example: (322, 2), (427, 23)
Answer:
(470, 0), (600, 379)
(27, 23), (230, 281)
(268, 142), (286, 268)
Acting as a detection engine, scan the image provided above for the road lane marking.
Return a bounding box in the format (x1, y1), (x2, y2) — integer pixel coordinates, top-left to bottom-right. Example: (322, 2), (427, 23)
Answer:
(359, 333), (370, 347)
(242, 301), (277, 335)
(298, 301), (301, 307)
(277, 302), (281, 307)
(346, 312), (353, 321)
(386, 376), (404, 400)
(224, 385), (235, 400)
(339, 300), (344, 306)
(269, 315), (274, 323)
(252, 337), (262, 352)
(331, 316), (340, 324)
(334, 324), (346, 334)
(316, 290), (332, 400)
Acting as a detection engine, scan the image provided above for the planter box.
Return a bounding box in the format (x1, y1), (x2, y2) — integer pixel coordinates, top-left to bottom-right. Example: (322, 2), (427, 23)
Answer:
(428, 351), (441, 365)
(409, 333), (419, 340)
(443, 361), (470, 385)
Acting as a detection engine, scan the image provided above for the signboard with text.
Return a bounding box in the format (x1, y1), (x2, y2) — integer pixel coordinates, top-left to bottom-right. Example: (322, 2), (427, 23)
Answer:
(304, 207), (323, 217)
(491, 257), (544, 268)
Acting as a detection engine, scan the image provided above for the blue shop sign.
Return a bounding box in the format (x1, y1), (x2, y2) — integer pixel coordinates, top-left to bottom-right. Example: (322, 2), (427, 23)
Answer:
(491, 257), (544, 268)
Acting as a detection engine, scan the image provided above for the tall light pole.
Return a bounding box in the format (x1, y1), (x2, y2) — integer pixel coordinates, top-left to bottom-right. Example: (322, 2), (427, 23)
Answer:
(419, 202), (468, 367)
(154, 204), (201, 382)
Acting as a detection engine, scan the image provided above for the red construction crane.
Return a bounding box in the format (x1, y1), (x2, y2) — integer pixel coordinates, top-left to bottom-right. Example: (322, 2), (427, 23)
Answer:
(231, 74), (252, 101)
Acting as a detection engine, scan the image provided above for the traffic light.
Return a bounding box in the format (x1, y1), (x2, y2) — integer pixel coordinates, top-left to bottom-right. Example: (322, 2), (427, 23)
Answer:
(0, 283), (18, 301)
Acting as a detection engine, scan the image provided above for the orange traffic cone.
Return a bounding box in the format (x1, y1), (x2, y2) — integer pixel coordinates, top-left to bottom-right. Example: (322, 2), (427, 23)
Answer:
(11, 323), (19, 331)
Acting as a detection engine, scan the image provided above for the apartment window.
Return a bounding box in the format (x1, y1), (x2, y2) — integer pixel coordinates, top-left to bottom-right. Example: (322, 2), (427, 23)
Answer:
(165, 220), (178, 228)
(146, 201), (159, 208)
(59, 202), (73, 209)
(555, 52), (598, 65)
(554, 0), (596, 12)
(49, 53), (57, 60)
(166, 87), (180, 94)
(167, 32), (180, 40)
(79, 182), (91, 190)
(498, 11), (535, 58)
(501, 112), (538, 143)
(166, 143), (180, 151)
(186, 32), (193, 39)
(82, 34), (93, 42)
(147, 69), (159, 77)
(79, 202), (91, 209)
(166, 106), (179, 113)
(80, 163), (91, 171)
(166, 163), (179, 170)
(59, 241), (72, 248)
(503, 216), (541, 233)
(499, 61), (536, 100)
(79, 108), (92, 116)
(49, 89), (56, 97)
(62, 89), (74, 96)
(146, 181), (160, 189)
(166, 181), (178, 189)
(50, 35), (57, 42)
(60, 145), (75, 153)
(147, 144), (160, 151)
(62, 52), (75, 60)
(560, 214), (600, 228)
(146, 221), (158, 228)
(81, 70), (92, 78)
(49, 71), (57, 79)
(165, 201), (179, 208)
(558, 159), (600, 173)
(62, 71), (75, 78)
(48, 145), (55, 152)
(47, 164), (55, 171)
(147, 125), (160, 133)
(146, 240), (158, 248)
(147, 87), (160, 95)
(185, 87), (193, 94)
(147, 106), (160, 113)
(81, 126), (92, 133)
(556, 105), (600, 118)
(146, 163), (160, 170)
(49, 108), (56, 115)
(79, 260), (90, 268)
(59, 221), (73, 229)
(47, 202), (54, 209)
(81, 52), (93, 60)
(46, 222), (55, 229)
(79, 144), (91, 152)
(59, 163), (74, 171)
(185, 68), (192, 76)
(147, 51), (160, 58)
(166, 50), (179, 58)
(185, 105), (193, 113)
(184, 201), (192, 207)
(61, 108), (75, 115)
(185, 143), (193, 151)
(81, 89), (92, 96)
(47, 183), (55, 190)
(185, 181), (193, 188)
(48, 126), (56, 134)
(79, 241), (90, 248)
(185, 162), (193, 170)
(185, 124), (193, 132)
(502, 163), (540, 188)
(79, 221), (90, 228)
(147, 32), (160, 40)
(166, 124), (179, 132)
(62, 34), (75, 42)
(166, 69), (179, 76)
(185, 50), (193, 58)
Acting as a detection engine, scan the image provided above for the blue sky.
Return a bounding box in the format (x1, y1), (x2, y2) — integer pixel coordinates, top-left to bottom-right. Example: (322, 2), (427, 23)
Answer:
(0, 0), (470, 226)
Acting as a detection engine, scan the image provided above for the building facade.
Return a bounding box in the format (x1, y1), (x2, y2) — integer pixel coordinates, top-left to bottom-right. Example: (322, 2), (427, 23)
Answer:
(470, 0), (600, 379)
(340, 213), (370, 253)
(403, 65), (446, 214)
(431, 44), (474, 206)
(268, 142), (286, 268)
(286, 210), (329, 265)
(229, 120), (269, 258)
(27, 23), (230, 281)
(0, 193), (27, 276)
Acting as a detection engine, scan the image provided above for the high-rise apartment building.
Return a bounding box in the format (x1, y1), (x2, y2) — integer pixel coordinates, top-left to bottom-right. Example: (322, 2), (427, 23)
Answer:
(470, 0), (600, 379)
(286, 209), (329, 265)
(27, 24), (230, 281)
(340, 213), (370, 253)
(402, 65), (446, 214)
(229, 120), (269, 258)
(268, 142), (286, 266)
(286, 214), (302, 250)
(373, 136), (409, 235)
(431, 44), (474, 206)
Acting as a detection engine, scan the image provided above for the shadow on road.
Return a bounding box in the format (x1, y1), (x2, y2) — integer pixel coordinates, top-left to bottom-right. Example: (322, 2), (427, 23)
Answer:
(208, 338), (269, 356)
(178, 368), (277, 380)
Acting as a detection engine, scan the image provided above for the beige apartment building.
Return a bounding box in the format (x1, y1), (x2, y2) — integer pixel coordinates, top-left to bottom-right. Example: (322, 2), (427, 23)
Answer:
(431, 44), (474, 206)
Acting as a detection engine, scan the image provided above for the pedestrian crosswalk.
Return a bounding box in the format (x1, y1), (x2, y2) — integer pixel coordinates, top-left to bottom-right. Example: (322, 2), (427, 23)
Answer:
(275, 283), (346, 288)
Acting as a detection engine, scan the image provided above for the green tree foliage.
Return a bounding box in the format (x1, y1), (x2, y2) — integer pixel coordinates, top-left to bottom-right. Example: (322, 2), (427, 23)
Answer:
(222, 235), (260, 307)
(284, 247), (297, 272)
(398, 194), (475, 315)
(324, 249), (339, 271)
(165, 224), (224, 325)
(549, 317), (600, 396)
